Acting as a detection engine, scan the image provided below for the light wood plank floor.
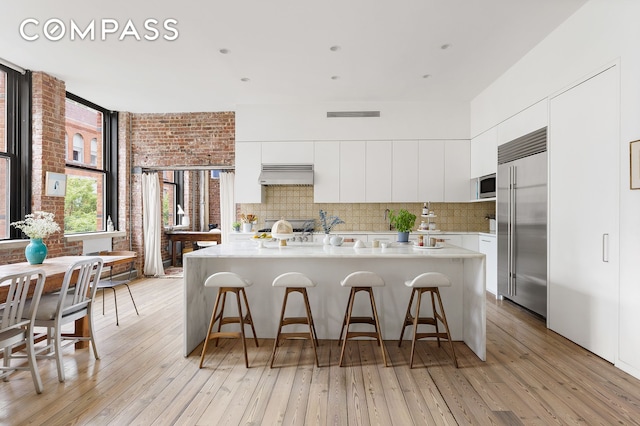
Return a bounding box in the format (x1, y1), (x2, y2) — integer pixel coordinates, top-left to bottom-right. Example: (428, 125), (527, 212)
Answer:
(2, 276), (640, 425)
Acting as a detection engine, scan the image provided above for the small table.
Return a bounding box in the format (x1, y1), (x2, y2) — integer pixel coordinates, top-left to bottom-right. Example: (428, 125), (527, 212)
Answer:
(165, 231), (222, 266)
(0, 254), (136, 348)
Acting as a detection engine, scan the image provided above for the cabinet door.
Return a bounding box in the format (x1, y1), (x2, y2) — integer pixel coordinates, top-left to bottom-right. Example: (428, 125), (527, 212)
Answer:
(340, 141), (366, 202)
(479, 235), (497, 296)
(366, 141), (392, 202)
(418, 140), (444, 202)
(444, 140), (470, 202)
(392, 140), (419, 202)
(470, 127), (497, 178)
(261, 141), (314, 163)
(549, 65), (619, 363)
(314, 141), (340, 203)
(234, 142), (263, 203)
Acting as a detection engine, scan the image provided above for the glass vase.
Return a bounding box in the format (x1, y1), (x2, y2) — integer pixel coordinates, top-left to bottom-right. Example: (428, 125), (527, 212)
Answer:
(25, 238), (48, 265)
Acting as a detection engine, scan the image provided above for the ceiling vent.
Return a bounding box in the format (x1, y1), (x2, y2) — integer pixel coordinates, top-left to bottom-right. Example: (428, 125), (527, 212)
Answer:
(326, 111), (380, 118)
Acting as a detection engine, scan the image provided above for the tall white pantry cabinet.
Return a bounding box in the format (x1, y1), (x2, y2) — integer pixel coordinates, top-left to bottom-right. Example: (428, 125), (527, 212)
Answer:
(548, 65), (620, 363)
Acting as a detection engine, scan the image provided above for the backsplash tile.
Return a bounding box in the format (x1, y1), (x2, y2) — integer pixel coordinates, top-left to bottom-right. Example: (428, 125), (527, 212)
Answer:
(239, 187), (495, 233)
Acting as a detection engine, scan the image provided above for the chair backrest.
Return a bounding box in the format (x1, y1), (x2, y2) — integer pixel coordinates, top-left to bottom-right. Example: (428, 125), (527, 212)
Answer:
(98, 250), (136, 280)
(59, 257), (103, 315)
(0, 269), (46, 330)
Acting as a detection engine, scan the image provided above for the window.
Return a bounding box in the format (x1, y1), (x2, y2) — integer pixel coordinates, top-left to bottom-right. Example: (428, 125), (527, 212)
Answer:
(64, 94), (117, 234)
(162, 170), (184, 227)
(0, 65), (31, 240)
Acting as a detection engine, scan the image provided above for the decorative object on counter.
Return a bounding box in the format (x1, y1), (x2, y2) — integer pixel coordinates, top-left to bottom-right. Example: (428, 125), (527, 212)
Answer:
(422, 202), (429, 216)
(240, 214), (257, 233)
(388, 209), (417, 243)
(353, 239), (365, 248)
(271, 218), (294, 246)
(106, 215), (115, 232)
(319, 209), (344, 235)
(330, 236), (344, 246)
(485, 214), (496, 232)
(177, 204), (188, 227)
(232, 221), (241, 232)
(11, 211), (61, 265)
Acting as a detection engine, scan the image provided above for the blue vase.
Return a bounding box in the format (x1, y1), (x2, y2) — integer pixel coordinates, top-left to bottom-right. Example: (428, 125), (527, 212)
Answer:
(25, 238), (48, 265)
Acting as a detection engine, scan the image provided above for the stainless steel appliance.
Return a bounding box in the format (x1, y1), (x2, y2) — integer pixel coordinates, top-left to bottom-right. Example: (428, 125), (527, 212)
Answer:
(497, 127), (547, 317)
(257, 218), (315, 242)
(478, 173), (496, 198)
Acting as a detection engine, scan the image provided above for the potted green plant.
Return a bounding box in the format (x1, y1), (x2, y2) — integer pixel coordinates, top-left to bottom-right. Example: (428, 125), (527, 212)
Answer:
(232, 221), (241, 232)
(388, 209), (416, 243)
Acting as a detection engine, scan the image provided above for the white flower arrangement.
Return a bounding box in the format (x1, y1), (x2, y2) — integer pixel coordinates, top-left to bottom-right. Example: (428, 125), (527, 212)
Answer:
(11, 211), (61, 239)
(319, 209), (345, 234)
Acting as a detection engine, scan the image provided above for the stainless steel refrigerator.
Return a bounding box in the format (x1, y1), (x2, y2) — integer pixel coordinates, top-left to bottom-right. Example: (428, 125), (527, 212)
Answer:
(497, 127), (547, 317)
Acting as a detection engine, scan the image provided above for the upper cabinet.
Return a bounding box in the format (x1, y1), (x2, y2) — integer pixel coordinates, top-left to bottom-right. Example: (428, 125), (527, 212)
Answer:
(367, 141), (393, 202)
(313, 141), (340, 203)
(470, 127), (497, 178)
(339, 141), (366, 202)
(261, 141), (314, 163)
(235, 142), (264, 203)
(497, 99), (548, 146)
(444, 140), (470, 202)
(418, 140), (445, 202)
(392, 140), (419, 202)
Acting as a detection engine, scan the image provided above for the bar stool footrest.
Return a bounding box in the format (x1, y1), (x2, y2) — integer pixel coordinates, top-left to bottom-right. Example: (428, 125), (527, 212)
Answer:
(208, 331), (242, 340)
(345, 316), (376, 325)
(345, 331), (380, 340)
(281, 317), (311, 326)
(415, 332), (451, 340)
(278, 332), (313, 340)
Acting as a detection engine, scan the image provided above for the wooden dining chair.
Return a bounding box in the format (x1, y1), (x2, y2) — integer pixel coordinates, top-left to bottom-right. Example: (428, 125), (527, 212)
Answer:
(0, 269), (46, 394)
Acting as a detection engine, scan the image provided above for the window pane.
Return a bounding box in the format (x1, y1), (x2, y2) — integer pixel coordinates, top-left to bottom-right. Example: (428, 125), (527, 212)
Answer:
(64, 167), (106, 233)
(0, 157), (8, 239)
(65, 99), (103, 170)
(0, 70), (5, 152)
(163, 183), (176, 226)
(163, 170), (174, 183)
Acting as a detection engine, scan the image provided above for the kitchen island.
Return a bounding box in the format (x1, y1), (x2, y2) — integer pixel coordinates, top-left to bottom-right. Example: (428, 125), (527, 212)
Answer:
(183, 241), (486, 360)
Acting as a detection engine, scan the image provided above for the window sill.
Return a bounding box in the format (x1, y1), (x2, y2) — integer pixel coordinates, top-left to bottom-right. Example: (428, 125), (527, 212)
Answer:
(65, 230), (126, 242)
(0, 239), (30, 250)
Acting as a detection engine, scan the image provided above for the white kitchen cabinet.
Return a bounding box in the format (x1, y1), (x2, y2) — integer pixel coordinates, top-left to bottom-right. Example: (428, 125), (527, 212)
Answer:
(462, 234), (479, 252)
(313, 141), (340, 203)
(418, 140), (445, 202)
(261, 141), (314, 164)
(479, 234), (497, 296)
(392, 140), (419, 202)
(548, 65), (619, 363)
(444, 140), (470, 202)
(339, 141), (366, 202)
(234, 142), (264, 203)
(470, 127), (497, 178)
(366, 141), (392, 202)
(497, 99), (548, 146)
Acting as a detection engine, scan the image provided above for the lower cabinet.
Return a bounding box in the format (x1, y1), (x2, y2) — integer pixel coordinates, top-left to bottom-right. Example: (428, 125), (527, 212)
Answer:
(479, 234), (497, 296)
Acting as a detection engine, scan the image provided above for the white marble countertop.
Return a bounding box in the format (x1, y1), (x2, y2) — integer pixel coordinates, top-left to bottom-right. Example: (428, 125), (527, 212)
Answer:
(186, 241), (485, 259)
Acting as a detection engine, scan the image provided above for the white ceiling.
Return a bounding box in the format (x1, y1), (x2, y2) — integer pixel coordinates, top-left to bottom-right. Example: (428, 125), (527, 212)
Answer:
(0, 0), (588, 113)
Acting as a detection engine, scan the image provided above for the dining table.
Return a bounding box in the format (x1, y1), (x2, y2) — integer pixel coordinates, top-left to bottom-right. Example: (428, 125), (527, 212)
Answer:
(0, 253), (137, 348)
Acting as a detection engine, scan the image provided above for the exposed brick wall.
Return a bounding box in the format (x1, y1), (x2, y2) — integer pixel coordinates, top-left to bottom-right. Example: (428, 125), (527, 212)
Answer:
(128, 112), (235, 270)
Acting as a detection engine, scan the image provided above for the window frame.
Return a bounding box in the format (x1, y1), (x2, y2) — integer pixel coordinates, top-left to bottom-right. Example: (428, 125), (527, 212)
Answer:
(64, 92), (118, 233)
(0, 65), (31, 240)
(162, 170), (184, 227)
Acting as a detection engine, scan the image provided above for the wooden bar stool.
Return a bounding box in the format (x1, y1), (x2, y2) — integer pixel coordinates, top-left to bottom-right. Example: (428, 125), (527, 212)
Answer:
(398, 272), (458, 368)
(338, 271), (388, 367)
(199, 272), (259, 369)
(270, 272), (319, 368)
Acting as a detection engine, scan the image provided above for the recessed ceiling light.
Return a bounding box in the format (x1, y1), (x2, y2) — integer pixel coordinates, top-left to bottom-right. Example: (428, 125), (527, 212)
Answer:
(331, 75), (340, 80)
(329, 45), (341, 52)
(440, 43), (451, 50)
(219, 48), (230, 54)
(422, 74), (431, 79)
(240, 77), (250, 82)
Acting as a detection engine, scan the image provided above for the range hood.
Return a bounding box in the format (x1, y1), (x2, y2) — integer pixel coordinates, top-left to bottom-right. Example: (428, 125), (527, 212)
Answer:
(259, 164), (314, 186)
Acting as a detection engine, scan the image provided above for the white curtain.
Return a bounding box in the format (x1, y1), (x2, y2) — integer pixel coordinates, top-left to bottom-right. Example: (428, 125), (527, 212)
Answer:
(219, 172), (235, 244)
(142, 172), (165, 276)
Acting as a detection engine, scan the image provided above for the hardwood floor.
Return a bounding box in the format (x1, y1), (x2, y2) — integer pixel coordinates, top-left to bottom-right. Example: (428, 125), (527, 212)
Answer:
(2, 276), (640, 425)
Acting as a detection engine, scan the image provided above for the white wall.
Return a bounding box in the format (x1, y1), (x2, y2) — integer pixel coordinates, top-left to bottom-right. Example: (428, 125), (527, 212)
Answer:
(236, 101), (469, 142)
(470, 0), (640, 378)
